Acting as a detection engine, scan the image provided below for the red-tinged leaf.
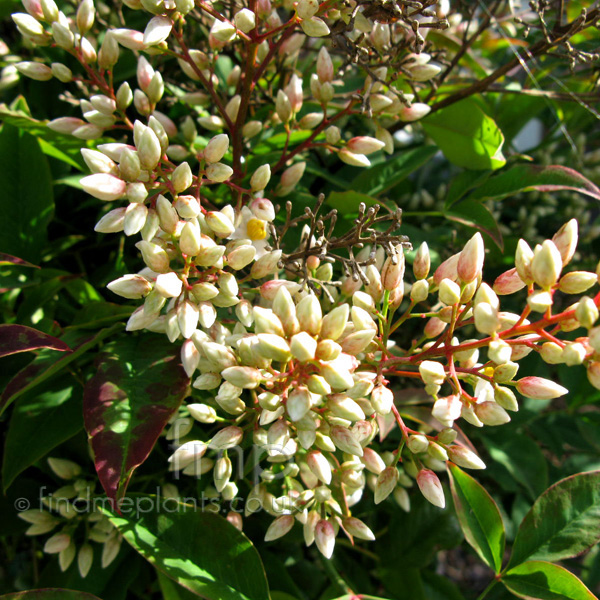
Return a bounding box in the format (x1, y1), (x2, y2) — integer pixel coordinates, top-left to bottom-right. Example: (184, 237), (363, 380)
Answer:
(83, 335), (189, 504)
(0, 253), (39, 268)
(467, 164), (600, 204)
(445, 200), (503, 250)
(0, 324), (71, 359)
(0, 325), (121, 416)
(0, 590), (102, 600)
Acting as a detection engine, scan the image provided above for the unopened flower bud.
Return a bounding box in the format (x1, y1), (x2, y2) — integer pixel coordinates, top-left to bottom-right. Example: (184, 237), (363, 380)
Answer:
(552, 219), (578, 267)
(457, 233), (484, 283)
(301, 16), (329, 37)
(419, 361), (446, 386)
(222, 366), (262, 389)
(399, 103), (431, 122)
(448, 445), (486, 469)
(587, 362), (600, 390)
(204, 134), (229, 163)
(315, 519), (335, 558)
(234, 8), (255, 32)
(48, 457), (81, 480)
(516, 376), (568, 399)
(206, 162), (233, 182)
(211, 19), (236, 42)
(531, 240), (562, 289)
(575, 296), (598, 329)
(265, 515), (294, 541)
(488, 340), (511, 365)
(558, 271), (597, 294)
(250, 164), (271, 192)
(474, 302), (500, 335)
(438, 278), (461, 305)
(417, 469), (445, 508)
(408, 434), (429, 454)
(475, 401), (511, 426)
(562, 342), (586, 366)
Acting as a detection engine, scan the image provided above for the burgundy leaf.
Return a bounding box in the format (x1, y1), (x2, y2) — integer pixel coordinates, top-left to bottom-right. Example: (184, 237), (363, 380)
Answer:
(0, 253), (40, 268)
(83, 335), (189, 504)
(0, 324), (71, 359)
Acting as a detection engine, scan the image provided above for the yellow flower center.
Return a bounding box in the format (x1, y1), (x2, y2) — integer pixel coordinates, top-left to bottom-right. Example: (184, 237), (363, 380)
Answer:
(247, 218), (267, 241)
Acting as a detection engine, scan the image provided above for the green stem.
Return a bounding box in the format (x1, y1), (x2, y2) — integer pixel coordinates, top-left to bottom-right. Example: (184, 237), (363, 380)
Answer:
(477, 578), (499, 600)
(319, 555), (355, 596)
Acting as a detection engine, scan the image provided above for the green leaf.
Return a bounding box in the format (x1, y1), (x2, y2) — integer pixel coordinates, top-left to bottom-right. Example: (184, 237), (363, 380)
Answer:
(467, 164), (600, 204)
(445, 170), (492, 208)
(2, 377), (83, 491)
(448, 464), (505, 573)
(445, 200), (503, 250)
(351, 146), (437, 196)
(102, 495), (270, 600)
(508, 471), (600, 569)
(483, 434), (548, 502)
(0, 325), (121, 416)
(0, 324), (71, 358)
(83, 335), (189, 503)
(502, 561), (597, 600)
(0, 591), (102, 600)
(0, 124), (55, 263)
(326, 191), (381, 215)
(157, 570), (202, 600)
(423, 99), (506, 170)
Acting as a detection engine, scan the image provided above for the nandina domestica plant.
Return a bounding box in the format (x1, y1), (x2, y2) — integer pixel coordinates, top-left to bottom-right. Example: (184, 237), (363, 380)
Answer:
(2, 0), (600, 598)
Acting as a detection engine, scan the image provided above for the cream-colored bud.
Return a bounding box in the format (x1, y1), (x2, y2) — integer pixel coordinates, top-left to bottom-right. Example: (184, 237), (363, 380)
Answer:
(330, 425), (363, 456)
(205, 162), (233, 182)
(410, 279), (429, 303)
(419, 361), (446, 386)
(558, 271), (597, 294)
(250, 164), (271, 192)
(243, 120), (262, 138)
(531, 240), (562, 289)
(448, 446), (486, 469)
(265, 515), (294, 542)
(494, 361), (519, 383)
(399, 103), (431, 122)
(290, 331), (317, 362)
(515, 239), (534, 283)
(205, 211), (235, 237)
(527, 290), (553, 313)
(475, 401), (511, 426)
(473, 302), (500, 335)
(540, 342), (563, 365)
(438, 279), (461, 305)
(234, 8), (255, 32)
(575, 296), (598, 329)
(222, 366), (262, 389)
(171, 162), (192, 193)
(211, 19), (236, 42)
(488, 340), (511, 365)
(562, 342), (586, 366)
(413, 242), (430, 279)
(287, 386), (312, 421)
(587, 362), (600, 390)
(301, 16), (329, 37)
(136, 241), (170, 273)
(204, 134), (229, 163)
(494, 386), (519, 411)
(457, 233), (484, 283)
(297, 293), (322, 335)
(552, 219), (578, 267)
(338, 149), (370, 168)
(408, 434), (429, 454)
(257, 333), (291, 362)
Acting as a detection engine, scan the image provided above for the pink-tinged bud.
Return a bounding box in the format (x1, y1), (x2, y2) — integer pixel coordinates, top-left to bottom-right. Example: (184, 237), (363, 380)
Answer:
(205, 162), (233, 182)
(473, 302), (500, 335)
(381, 249), (405, 292)
(361, 447), (386, 475)
(279, 161), (306, 192)
(423, 317), (446, 339)
(330, 425), (363, 456)
(136, 241), (170, 273)
(343, 517), (375, 541)
(15, 61), (52, 81)
(316, 46), (333, 83)
(48, 457), (81, 479)
(516, 376), (568, 399)
(234, 8), (255, 33)
(433, 253), (460, 285)
(307, 450), (332, 484)
(412, 241), (430, 280)
(12, 13), (45, 37)
(107, 274), (151, 299)
(284, 74), (303, 113)
(136, 56), (154, 92)
(347, 136), (385, 155)
(417, 469), (445, 508)
(44, 533), (71, 554)
(205, 211), (235, 237)
(95, 207), (126, 233)
(209, 426), (244, 450)
(576, 296), (598, 329)
(80, 173), (126, 201)
(448, 445), (486, 470)
(558, 271), (597, 294)
(111, 28), (146, 50)
(260, 280), (302, 301)
(301, 16), (329, 37)
(475, 401), (511, 426)
(552, 219), (578, 267)
(399, 102), (431, 122)
(265, 515), (294, 541)
(374, 466), (399, 504)
(48, 117), (85, 135)
(370, 384), (394, 415)
(338, 149), (370, 167)
(438, 278), (461, 305)
(587, 362), (600, 390)
(137, 127), (162, 170)
(315, 520), (335, 558)
(211, 19), (236, 42)
(290, 332), (317, 362)
(531, 240), (562, 289)
(494, 268), (526, 295)
(222, 366), (261, 389)
(204, 133), (229, 164)
(419, 360), (446, 386)
(457, 232), (484, 283)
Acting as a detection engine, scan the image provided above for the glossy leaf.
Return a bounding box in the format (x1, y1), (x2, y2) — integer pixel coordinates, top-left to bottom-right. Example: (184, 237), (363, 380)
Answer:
(0, 124), (55, 263)
(351, 145), (437, 196)
(2, 378), (83, 491)
(83, 335), (189, 503)
(508, 471), (600, 569)
(103, 495), (270, 600)
(0, 325), (120, 416)
(423, 99), (506, 170)
(467, 164), (600, 204)
(326, 190), (380, 215)
(0, 253), (39, 268)
(0, 324), (71, 359)
(502, 561), (597, 600)
(0, 591), (102, 600)
(445, 200), (503, 250)
(448, 464), (505, 573)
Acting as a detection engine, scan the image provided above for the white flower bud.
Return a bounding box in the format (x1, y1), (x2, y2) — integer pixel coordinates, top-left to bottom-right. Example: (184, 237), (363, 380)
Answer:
(265, 515), (294, 541)
(558, 271), (597, 294)
(211, 19), (236, 42)
(419, 361), (446, 386)
(448, 446), (485, 469)
(136, 241), (170, 273)
(205, 162), (233, 182)
(330, 425), (363, 456)
(250, 164), (271, 192)
(107, 274), (152, 299)
(576, 296), (598, 329)
(552, 219), (578, 267)
(300, 16), (329, 37)
(315, 520), (335, 558)
(144, 15), (172, 46)
(531, 240), (562, 289)
(475, 401), (511, 426)
(234, 8), (255, 32)
(417, 469), (445, 508)
(209, 426), (244, 450)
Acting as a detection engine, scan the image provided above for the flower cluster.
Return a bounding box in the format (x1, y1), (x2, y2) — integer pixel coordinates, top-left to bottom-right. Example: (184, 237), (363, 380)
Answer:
(18, 457), (123, 577)
(9, 0), (600, 560)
